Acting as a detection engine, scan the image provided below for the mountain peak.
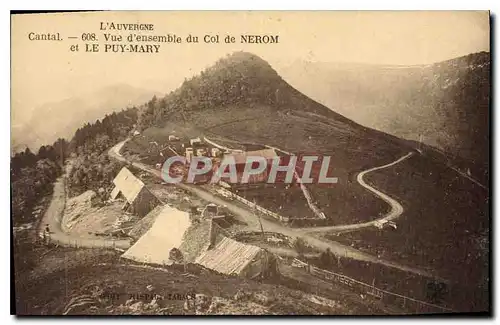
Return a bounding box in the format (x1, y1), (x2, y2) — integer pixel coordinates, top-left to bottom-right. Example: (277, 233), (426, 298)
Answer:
(204, 51), (281, 84)
(157, 52), (285, 111)
(137, 51), (352, 131)
(222, 51), (269, 64)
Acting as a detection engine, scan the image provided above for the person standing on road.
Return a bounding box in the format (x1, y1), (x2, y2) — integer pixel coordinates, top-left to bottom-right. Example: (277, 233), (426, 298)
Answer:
(43, 224), (50, 245)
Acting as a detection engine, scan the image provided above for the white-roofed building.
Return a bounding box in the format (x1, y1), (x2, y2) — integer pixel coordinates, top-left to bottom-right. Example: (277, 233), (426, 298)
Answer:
(110, 167), (161, 218)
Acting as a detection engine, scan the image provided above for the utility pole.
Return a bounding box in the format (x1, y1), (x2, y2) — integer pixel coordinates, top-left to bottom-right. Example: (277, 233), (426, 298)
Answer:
(253, 199), (265, 240)
(60, 139), (64, 167)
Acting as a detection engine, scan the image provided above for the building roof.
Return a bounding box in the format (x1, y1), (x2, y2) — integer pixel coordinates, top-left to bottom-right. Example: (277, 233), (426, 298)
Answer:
(122, 201), (260, 274)
(224, 148), (278, 165)
(195, 237), (263, 276)
(178, 219), (213, 263)
(121, 206), (192, 265)
(112, 167), (146, 203)
(128, 205), (164, 239)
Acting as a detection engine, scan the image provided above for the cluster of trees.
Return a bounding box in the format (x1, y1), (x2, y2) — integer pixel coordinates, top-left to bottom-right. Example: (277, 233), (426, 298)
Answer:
(71, 108), (138, 154)
(68, 108), (137, 196)
(68, 153), (124, 198)
(11, 138), (69, 224)
(318, 248), (337, 269)
(292, 237), (337, 270)
(12, 107), (139, 223)
(292, 237), (309, 257)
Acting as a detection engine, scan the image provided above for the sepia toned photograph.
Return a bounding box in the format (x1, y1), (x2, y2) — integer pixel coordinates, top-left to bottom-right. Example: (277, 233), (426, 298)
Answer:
(10, 11), (490, 315)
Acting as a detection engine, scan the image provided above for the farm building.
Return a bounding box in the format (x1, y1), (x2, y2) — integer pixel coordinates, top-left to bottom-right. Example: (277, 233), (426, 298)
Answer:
(122, 204), (277, 278)
(122, 205), (220, 265)
(195, 237), (277, 279)
(211, 148), (222, 157)
(110, 167), (161, 218)
(201, 203), (219, 218)
(190, 137), (202, 146)
(196, 148), (208, 157)
(374, 219), (397, 230)
(185, 147), (194, 163)
(122, 205), (192, 265)
(220, 148), (278, 184)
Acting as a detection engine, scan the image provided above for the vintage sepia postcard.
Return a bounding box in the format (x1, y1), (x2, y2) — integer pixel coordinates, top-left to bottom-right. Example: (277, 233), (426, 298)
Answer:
(11, 11), (490, 315)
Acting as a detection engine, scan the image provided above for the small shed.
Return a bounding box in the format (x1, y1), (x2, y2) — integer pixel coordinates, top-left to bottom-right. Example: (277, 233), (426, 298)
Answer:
(211, 148), (222, 157)
(110, 167), (161, 218)
(201, 203), (218, 218)
(221, 148), (278, 184)
(122, 206), (192, 265)
(374, 219), (397, 230)
(196, 148), (208, 156)
(190, 137), (202, 146)
(195, 237), (277, 279)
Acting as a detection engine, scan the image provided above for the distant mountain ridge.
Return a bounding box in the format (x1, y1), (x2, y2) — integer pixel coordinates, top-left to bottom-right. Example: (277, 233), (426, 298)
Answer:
(278, 52), (490, 181)
(11, 84), (162, 153)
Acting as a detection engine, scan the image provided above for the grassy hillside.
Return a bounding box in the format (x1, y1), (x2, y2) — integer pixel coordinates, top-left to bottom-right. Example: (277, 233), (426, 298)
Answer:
(279, 52), (490, 184)
(14, 248), (386, 315)
(329, 153), (489, 311)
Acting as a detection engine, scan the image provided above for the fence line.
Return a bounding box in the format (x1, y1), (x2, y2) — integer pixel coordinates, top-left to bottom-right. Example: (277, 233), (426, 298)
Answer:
(292, 258), (453, 313)
(293, 170), (326, 219)
(216, 187), (290, 223)
(211, 219), (232, 238)
(204, 136), (326, 222)
(203, 136), (244, 153)
(215, 186), (331, 226)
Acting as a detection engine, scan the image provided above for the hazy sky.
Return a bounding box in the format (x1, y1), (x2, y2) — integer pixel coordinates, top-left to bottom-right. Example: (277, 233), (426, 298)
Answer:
(11, 11), (489, 122)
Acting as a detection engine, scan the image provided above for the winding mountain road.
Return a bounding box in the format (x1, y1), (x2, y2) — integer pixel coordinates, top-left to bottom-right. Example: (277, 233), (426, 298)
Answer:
(203, 135), (414, 233)
(299, 152), (413, 234)
(109, 139), (444, 281)
(38, 160), (131, 250)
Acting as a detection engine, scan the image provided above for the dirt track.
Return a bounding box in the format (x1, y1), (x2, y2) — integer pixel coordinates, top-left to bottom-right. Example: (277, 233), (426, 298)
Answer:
(38, 161), (131, 250)
(297, 152), (414, 234)
(261, 139), (414, 233)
